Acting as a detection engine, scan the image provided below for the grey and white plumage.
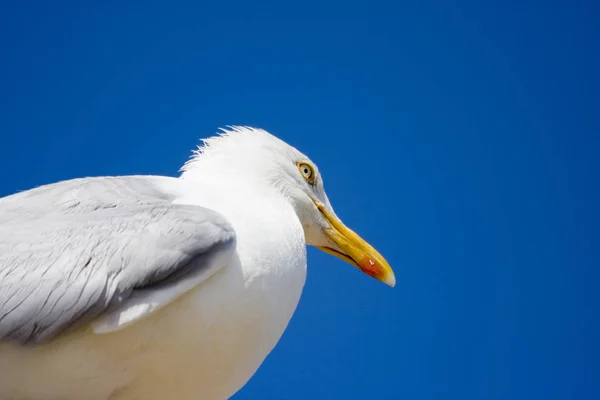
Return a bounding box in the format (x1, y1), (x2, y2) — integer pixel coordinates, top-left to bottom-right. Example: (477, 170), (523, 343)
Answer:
(0, 176), (234, 344)
(0, 127), (394, 400)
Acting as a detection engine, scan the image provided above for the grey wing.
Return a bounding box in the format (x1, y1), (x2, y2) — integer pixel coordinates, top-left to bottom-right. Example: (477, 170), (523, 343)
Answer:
(0, 177), (236, 345)
(0, 175), (181, 224)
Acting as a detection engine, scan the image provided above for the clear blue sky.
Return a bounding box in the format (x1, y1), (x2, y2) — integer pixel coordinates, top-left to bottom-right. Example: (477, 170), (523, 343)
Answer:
(1, 1), (598, 399)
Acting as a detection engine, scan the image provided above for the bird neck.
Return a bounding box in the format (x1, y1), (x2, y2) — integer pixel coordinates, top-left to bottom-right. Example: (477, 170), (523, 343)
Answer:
(177, 173), (294, 224)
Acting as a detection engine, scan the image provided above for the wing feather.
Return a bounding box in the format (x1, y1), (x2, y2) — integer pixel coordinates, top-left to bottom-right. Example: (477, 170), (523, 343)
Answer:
(0, 176), (236, 345)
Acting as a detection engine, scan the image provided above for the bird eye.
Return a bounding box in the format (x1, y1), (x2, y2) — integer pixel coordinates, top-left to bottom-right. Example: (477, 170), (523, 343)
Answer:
(297, 162), (315, 182)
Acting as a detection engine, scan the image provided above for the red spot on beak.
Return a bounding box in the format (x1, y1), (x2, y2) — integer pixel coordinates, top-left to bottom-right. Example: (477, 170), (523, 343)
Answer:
(360, 257), (383, 279)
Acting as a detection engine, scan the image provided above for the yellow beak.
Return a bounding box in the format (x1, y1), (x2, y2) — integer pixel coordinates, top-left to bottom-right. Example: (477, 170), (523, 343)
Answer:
(315, 202), (396, 287)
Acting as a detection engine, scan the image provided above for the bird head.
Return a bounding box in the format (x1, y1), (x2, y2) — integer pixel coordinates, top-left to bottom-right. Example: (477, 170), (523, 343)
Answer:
(181, 126), (395, 287)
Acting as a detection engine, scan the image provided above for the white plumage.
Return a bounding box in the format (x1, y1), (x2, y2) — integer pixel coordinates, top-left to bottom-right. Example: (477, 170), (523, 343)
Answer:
(0, 127), (394, 400)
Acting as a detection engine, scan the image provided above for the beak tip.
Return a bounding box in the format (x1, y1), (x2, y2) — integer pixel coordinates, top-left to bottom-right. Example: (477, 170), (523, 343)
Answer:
(358, 257), (396, 288)
(382, 272), (396, 288)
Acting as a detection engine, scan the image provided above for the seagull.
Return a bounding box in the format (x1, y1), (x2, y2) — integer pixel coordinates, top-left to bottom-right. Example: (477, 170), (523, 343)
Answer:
(0, 126), (395, 400)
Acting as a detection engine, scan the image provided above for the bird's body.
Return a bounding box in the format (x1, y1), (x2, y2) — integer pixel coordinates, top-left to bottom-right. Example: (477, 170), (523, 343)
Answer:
(0, 174), (306, 400)
(0, 127), (394, 400)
